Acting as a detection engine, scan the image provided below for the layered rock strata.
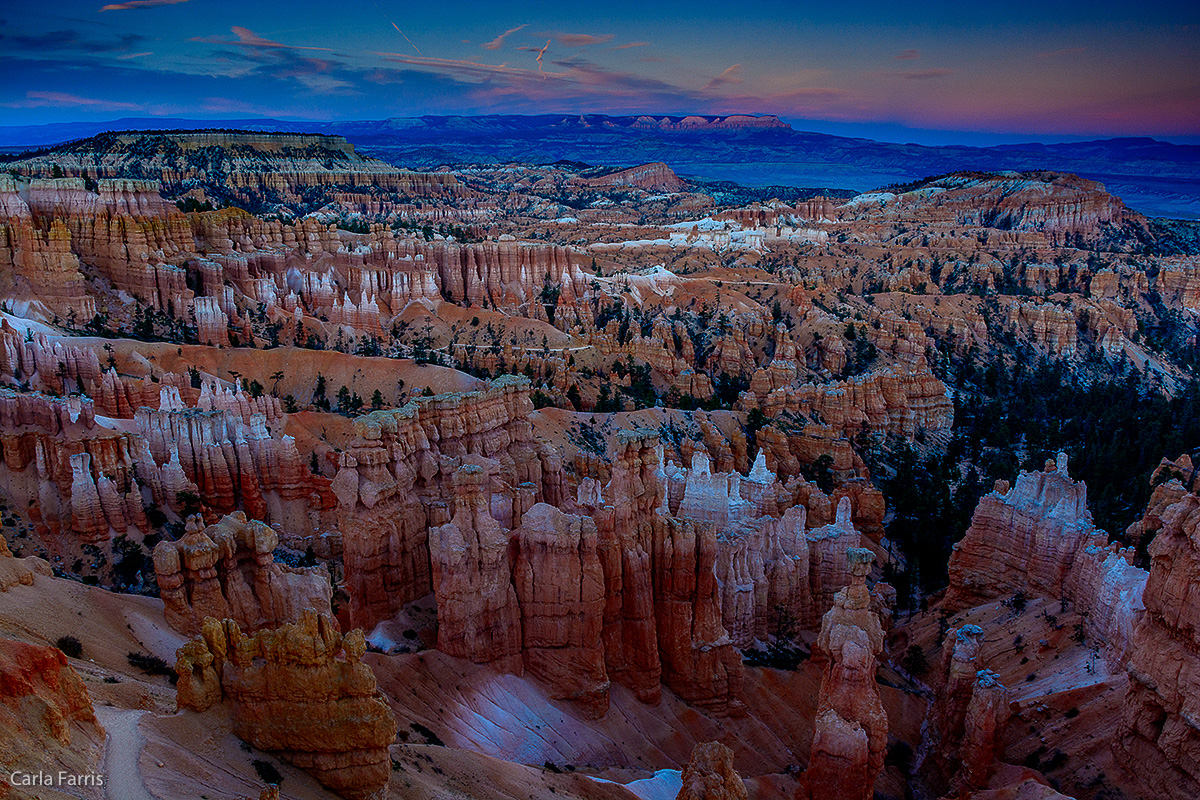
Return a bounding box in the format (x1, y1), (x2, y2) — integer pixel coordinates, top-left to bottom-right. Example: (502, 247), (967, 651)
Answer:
(946, 454), (1148, 662)
(334, 376), (557, 630)
(806, 548), (888, 800)
(1114, 490), (1200, 800)
(153, 512), (332, 635)
(175, 611), (395, 800)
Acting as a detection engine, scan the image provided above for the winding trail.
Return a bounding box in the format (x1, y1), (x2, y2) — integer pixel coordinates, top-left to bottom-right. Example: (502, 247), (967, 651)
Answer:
(94, 707), (156, 800)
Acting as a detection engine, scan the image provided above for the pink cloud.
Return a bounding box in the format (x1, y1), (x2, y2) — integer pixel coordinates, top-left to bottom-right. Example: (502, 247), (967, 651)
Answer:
(883, 68), (953, 80)
(482, 24), (527, 51)
(4, 91), (142, 109)
(704, 64), (743, 91)
(554, 33), (614, 47)
(189, 27), (333, 51)
(100, 0), (191, 10)
(895, 49), (921, 60)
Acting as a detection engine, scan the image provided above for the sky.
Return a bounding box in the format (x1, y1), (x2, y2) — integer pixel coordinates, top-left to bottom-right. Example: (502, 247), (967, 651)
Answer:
(1, 0), (1198, 145)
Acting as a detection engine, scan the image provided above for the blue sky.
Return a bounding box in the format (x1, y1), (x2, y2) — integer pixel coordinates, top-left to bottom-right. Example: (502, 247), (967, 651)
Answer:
(1, 1), (1197, 144)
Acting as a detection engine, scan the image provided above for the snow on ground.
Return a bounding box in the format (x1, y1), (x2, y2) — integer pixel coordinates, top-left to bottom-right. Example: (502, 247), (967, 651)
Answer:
(665, 217), (728, 231)
(840, 191), (896, 208)
(0, 309), (58, 336)
(589, 769), (683, 800)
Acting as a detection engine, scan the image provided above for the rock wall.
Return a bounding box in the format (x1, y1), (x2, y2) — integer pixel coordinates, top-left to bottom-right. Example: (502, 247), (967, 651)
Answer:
(175, 612), (395, 800)
(153, 512), (332, 635)
(593, 431), (746, 715)
(1115, 491), (1200, 800)
(334, 376), (556, 630)
(428, 465), (523, 672)
(336, 400), (883, 716)
(945, 454), (1148, 664)
(513, 502), (608, 718)
(0, 389), (155, 548)
(0, 176), (97, 321)
(136, 401), (330, 530)
(0, 637), (104, 799)
(746, 356), (952, 440)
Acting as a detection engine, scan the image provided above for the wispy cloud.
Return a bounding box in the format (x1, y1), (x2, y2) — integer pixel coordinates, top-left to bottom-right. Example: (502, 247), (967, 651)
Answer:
(704, 64), (742, 91)
(609, 41), (651, 50)
(190, 27), (334, 52)
(116, 51), (153, 59)
(1037, 47), (1086, 59)
(553, 33), (613, 47)
(895, 49), (921, 60)
(3, 90), (142, 109)
(100, 0), (192, 11)
(189, 27), (357, 94)
(482, 24), (527, 51)
(884, 68), (953, 80)
(0, 29), (147, 54)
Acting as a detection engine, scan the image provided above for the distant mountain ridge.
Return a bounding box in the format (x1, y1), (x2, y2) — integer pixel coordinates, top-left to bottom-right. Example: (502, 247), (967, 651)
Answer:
(2, 114), (1197, 217)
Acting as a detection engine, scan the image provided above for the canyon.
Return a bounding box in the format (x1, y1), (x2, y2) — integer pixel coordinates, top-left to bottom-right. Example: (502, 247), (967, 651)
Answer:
(0, 128), (1196, 800)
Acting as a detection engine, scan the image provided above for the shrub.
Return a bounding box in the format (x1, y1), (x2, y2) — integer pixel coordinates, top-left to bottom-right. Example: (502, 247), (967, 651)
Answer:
(902, 644), (930, 675)
(252, 759), (282, 785)
(1010, 590), (1028, 614)
(409, 722), (444, 746)
(127, 652), (176, 683)
(55, 636), (83, 658)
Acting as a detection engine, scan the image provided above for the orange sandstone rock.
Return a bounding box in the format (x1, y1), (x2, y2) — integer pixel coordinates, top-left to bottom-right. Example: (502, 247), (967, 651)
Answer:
(676, 741), (749, 800)
(154, 512), (332, 635)
(806, 547), (887, 800)
(175, 612), (395, 800)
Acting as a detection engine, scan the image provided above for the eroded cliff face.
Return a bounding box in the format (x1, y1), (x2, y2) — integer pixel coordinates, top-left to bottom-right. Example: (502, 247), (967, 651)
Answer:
(331, 381), (891, 718)
(513, 502), (608, 717)
(820, 172), (1147, 248)
(1115, 491), (1200, 799)
(153, 512), (332, 635)
(746, 356), (953, 441)
(428, 464), (523, 672)
(12, 132), (458, 211)
(0, 178), (97, 322)
(334, 376), (555, 630)
(175, 611), (395, 800)
(940, 453), (1200, 800)
(0, 389), (153, 549)
(946, 454), (1147, 662)
(0, 637), (104, 798)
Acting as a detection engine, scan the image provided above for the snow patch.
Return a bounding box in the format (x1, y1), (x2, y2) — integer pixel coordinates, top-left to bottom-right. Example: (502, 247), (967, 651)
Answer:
(589, 769), (683, 800)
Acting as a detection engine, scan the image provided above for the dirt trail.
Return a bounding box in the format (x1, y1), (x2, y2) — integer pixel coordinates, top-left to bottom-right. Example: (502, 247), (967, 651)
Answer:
(95, 707), (156, 800)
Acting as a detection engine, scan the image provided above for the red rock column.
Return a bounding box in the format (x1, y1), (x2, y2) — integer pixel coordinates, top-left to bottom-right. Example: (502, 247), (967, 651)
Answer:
(806, 547), (887, 800)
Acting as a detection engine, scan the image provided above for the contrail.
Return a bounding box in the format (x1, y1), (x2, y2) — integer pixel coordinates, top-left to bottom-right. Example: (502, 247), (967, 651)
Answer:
(372, 1), (421, 55)
(391, 20), (421, 55)
(535, 39), (549, 78)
